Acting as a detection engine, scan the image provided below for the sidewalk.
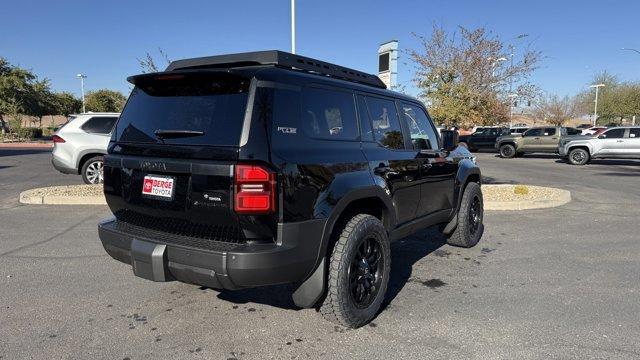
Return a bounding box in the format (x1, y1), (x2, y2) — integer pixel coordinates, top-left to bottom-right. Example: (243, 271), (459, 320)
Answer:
(0, 141), (52, 148)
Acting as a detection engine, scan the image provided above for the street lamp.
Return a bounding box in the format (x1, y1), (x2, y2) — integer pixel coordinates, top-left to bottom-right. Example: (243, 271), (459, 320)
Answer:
(488, 57), (507, 77)
(291, 0), (296, 54)
(589, 83), (605, 126)
(621, 48), (640, 55)
(508, 93), (518, 128)
(76, 73), (87, 113)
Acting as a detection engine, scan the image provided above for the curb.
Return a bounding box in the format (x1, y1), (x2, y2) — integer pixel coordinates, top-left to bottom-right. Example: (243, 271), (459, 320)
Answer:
(0, 142), (53, 149)
(19, 187), (106, 205)
(483, 184), (571, 211)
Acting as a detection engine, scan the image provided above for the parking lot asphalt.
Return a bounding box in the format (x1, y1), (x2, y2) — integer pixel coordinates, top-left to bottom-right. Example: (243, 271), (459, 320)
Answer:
(1, 149), (639, 360)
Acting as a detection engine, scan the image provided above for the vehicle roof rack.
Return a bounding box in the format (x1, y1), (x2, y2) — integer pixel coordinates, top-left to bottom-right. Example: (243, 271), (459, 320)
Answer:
(165, 50), (387, 89)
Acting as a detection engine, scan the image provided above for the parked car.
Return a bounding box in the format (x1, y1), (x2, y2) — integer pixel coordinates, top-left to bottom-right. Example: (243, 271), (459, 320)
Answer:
(51, 112), (120, 184)
(97, 51), (484, 328)
(559, 127), (640, 165)
(459, 127), (508, 151)
(495, 126), (580, 158)
(581, 126), (607, 135)
(509, 126), (529, 135)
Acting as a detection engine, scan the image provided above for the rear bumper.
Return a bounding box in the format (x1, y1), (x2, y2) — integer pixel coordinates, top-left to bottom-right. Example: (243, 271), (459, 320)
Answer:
(98, 217), (326, 290)
(51, 156), (76, 174)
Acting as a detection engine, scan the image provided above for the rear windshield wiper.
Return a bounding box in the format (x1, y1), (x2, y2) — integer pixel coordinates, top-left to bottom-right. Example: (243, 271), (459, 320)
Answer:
(154, 129), (205, 140)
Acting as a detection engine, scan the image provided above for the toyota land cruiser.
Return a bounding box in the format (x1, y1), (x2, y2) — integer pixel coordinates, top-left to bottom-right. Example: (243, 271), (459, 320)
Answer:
(98, 51), (483, 328)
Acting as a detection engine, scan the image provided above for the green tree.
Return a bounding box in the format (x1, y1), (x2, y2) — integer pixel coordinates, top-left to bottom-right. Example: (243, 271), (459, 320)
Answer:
(53, 92), (82, 116)
(85, 89), (126, 112)
(0, 57), (37, 134)
(574, 71), (640, 124)
(409, 25), (542, 128)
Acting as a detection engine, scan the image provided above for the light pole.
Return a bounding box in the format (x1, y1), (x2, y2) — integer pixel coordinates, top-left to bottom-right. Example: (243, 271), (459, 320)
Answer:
(76, 73), (87, 113)
(621, 48), (640, 55)
(508, 93), (518, 128)
(290, 0), (296, 54)
(590, 83), (605, 126)
(488, 57), (507, 77)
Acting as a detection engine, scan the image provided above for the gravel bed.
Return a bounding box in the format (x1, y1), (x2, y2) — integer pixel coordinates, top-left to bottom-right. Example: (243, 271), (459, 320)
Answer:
(483, 184), (565, 202)
(25, 184), (103, 197)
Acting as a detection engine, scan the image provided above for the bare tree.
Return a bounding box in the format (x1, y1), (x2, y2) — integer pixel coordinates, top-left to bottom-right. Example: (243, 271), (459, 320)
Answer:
(535, 94), (575, 126)
(137, 48), (171, 73)
(409, 25), (542, 128)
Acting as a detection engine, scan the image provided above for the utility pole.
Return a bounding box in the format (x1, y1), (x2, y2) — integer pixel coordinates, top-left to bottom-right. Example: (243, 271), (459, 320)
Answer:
(590, 83), (605, 126)
(291, 0), (296, 54)
(76, 73), (87, 113)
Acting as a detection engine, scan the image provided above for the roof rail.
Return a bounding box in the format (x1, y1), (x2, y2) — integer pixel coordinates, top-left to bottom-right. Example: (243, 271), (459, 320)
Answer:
(165, 50), (387, 89)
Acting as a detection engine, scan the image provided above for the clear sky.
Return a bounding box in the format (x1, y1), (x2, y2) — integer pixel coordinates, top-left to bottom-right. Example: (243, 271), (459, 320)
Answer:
(2, 0), (639, 99)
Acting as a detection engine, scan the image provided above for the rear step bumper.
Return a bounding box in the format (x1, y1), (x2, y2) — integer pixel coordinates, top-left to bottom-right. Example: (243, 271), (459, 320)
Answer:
(98, 217), (326, 290)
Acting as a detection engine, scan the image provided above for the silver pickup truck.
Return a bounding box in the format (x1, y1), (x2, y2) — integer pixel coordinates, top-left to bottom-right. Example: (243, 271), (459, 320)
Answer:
(559, 127), (640, 165)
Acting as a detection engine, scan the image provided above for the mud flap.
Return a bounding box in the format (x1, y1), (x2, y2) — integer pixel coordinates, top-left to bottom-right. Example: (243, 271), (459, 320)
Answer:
(131, 239), (172, 282)
(292, 258), (325, 308)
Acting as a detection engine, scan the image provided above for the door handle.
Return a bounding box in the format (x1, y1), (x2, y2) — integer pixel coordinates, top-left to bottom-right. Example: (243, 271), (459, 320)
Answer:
(617, 140), (624, 143)
(534, 137), (540, 140)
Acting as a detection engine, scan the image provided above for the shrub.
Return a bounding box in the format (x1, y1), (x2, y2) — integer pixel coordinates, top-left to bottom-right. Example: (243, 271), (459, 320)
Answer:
(16, 127), (43, 140)
(513, 185), (530, 195)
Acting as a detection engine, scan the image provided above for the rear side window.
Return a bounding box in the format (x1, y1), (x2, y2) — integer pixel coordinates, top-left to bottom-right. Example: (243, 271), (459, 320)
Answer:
(115, 73), (250, 146)
(366, 96), (404, 150)
(401, 103), (438, 150)
(630, 128), (640, 138)
(524, 128), (543, 137)
(564, 127), (581, 135)
(301, 87), (357, 140)
(603, 128), (625, 139)
(543, 128), (556, 136)
(81, 116), (118, 134)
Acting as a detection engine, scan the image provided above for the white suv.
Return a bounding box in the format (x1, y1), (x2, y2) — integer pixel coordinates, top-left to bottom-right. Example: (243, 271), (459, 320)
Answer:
(559, 127), (640, 165)
(51, 112), (119, 184)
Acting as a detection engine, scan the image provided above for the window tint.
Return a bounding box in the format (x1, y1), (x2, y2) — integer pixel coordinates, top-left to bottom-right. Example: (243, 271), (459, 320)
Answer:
(603, 128), (625, 139)
(366, 96), (404, 150)
(543, 128), (556, 136)
(81, 116), (118, 134)
(401, 103), (438, 150)
(565, 127), (581, 135)
(357, 95), (374, 142)
(629, 128), (640, 138)
(301, 87), (357, 140)
(523, 128), (543, 137)
(116, 74), (250, 145)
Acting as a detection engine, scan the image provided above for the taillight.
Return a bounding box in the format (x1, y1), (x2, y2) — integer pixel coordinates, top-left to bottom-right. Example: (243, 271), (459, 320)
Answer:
(234, 164), (276, 214)
(52, 135), (65, 143)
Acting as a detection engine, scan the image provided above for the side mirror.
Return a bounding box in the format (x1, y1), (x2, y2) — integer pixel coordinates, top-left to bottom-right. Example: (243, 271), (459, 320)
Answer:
(441, 130), (459, 151)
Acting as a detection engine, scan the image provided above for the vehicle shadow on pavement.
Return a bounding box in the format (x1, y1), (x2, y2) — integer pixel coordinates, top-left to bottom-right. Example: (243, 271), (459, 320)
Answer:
(0, 149), (52, 157)
(214, 226), (448, 313)
(381, 227), (446, 311)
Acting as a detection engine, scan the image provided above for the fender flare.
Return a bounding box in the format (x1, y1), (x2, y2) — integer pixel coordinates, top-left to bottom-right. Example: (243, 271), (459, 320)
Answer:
(76, 149), (108, 173)
(292, 186), (394, 308)
(442, 159), (481, 235)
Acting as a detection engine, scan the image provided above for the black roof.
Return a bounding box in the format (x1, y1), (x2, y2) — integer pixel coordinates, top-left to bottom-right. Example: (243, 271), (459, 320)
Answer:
(165, 50), (387, 89)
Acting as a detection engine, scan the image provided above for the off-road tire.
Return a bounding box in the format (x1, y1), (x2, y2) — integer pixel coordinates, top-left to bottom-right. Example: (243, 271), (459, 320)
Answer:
(499, 144), (516, 158)
(81, 156), (104, 184)
(568, 148), (590, 165)
(319, 214), (390, 328)
(447, 182), (484, 248)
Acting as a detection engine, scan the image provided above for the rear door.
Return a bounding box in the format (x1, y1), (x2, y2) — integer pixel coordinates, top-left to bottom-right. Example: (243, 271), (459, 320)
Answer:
(539, 127), (560, 152)
(358, 95), (421, 225)
(104, 71), (268, 244)
(628, 128), (640, 156)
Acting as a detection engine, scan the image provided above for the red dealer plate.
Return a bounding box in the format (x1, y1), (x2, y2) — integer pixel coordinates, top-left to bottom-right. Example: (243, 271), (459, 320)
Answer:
(141, 175), (175, 200)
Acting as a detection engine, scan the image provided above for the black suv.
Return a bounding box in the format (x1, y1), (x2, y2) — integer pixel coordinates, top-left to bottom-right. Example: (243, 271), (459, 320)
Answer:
(98, 51), (483, 328)
(459, 127), (508, 152)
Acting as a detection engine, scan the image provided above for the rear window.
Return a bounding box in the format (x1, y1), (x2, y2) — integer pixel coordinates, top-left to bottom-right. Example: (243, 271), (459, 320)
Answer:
(81, 116), (118, 134)
(115, 73), (250, 146)
(300, 87), (358, 140)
